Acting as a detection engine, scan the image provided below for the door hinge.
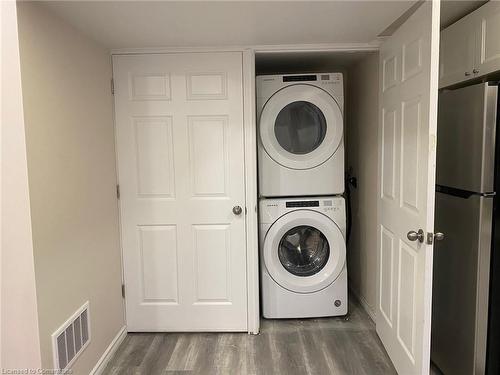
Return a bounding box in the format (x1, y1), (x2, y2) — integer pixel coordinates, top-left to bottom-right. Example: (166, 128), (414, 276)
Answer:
(116, 184), (120, 199)
(111, 78), (115, 95)
(121, 284), (125, 298)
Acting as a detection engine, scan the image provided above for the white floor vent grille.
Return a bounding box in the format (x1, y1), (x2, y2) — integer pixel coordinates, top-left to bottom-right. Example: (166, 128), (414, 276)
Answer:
(52, 301), (91, 370)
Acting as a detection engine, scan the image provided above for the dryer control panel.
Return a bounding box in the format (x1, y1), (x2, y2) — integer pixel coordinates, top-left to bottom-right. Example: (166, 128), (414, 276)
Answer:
(279, 73), (343, 84)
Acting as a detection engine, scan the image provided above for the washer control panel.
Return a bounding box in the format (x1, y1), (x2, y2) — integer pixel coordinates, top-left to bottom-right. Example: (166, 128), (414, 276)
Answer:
(261, 197), (343, 218)
(286, 200), (319, 208)
(283, 199), (341, 212)
(259, 197), (345, 226)
(321, 199), (343, 213)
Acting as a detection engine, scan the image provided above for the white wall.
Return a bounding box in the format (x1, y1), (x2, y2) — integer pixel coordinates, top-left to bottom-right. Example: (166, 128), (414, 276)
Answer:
(16, 3), (124, 373)
(346, 53), (379, 316)
(0, 0), (42, 370)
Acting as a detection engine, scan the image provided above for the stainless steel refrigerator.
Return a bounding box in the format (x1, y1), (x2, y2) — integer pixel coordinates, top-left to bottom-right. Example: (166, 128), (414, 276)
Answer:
(432, 82), (500, 375)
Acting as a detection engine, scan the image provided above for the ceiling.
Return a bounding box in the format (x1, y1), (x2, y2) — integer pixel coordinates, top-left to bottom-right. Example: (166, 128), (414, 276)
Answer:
(43, 1), (417, 50)
(40, 0), (490, 50)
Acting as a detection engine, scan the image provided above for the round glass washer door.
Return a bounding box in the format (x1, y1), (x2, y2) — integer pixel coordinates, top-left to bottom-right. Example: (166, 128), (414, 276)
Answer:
(259, 84), (343, 170)
(263, 210), (346, 294)
(278, 225), (330, 277)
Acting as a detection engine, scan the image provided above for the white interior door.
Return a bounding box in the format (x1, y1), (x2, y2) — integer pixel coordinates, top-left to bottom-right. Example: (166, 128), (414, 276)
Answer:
(377, 2), (440, 374)
(113, 52), (247, 331)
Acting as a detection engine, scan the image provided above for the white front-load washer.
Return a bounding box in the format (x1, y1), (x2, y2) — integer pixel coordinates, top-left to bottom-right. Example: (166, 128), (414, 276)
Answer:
(257, 73), (344, 197)
(259, 196), (348, 318)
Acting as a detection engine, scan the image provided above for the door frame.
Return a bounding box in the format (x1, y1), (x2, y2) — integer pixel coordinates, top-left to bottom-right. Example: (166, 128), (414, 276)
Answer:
(242, 49), (260, 334)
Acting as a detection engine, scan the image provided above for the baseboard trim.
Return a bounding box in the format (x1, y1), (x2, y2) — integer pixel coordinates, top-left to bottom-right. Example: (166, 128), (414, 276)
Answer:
(89, 325), (127, 375)
(349, 285), (376, 322)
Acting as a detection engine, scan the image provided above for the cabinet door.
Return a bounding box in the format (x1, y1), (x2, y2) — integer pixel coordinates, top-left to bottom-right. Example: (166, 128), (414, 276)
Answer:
(439, 16), (475, 88)
(476, 2), (500, 77)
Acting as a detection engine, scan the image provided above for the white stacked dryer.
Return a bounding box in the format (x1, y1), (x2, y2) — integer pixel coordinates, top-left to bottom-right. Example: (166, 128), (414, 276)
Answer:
(257, 73), (345, 197)
(257, 73), (347, 319)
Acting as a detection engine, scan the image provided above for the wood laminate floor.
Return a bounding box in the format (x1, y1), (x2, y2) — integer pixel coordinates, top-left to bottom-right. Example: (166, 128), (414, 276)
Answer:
(103, 296), (397, 375)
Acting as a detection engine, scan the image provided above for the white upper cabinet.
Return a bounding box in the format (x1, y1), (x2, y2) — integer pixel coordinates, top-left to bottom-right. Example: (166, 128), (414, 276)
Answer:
(476, 3), (500, 78)
(439, 15), (476, 88)
(440, 1), (500, 88)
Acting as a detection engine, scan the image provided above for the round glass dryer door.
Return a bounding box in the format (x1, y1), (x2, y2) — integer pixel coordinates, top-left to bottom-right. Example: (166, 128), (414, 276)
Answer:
(263, 210), (346, 294)
(274, 101), (327, 155)
(260, 84), (343, 170)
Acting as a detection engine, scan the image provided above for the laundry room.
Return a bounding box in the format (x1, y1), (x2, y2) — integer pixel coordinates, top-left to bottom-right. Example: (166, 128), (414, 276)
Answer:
(255, 50), (380, 321)
(5, 1), (500, 375)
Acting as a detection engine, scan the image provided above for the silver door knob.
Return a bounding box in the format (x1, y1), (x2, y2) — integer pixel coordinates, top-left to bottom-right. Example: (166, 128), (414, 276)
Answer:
(473, 68), (480, 74)
(434, 232), (445, 241)
(407, 229), (425, 243)
(232, 205), (242, 215)
(465, 71), (471, 76)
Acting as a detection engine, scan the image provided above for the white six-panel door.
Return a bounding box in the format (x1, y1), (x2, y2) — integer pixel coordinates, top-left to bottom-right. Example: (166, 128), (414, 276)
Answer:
(377, 2), (440, 374)
(113, 52), (248, 331)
